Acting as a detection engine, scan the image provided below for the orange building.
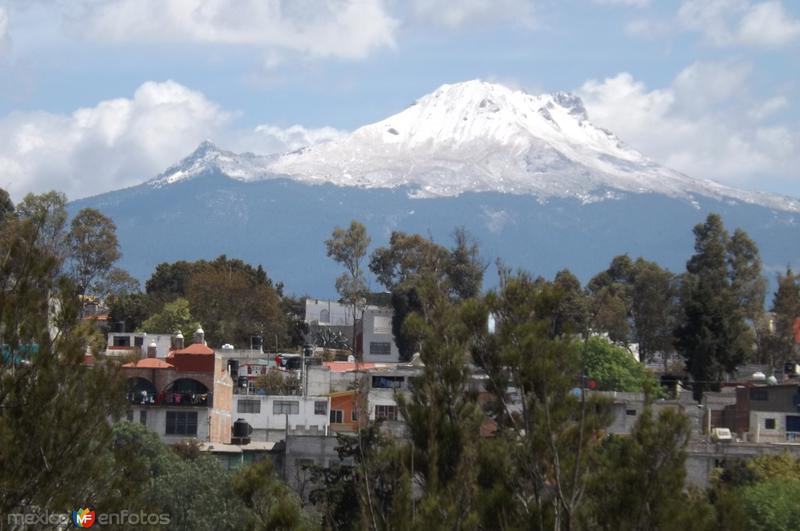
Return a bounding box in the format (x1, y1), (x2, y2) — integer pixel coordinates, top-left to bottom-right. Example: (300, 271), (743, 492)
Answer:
(328, 390), (366, 432)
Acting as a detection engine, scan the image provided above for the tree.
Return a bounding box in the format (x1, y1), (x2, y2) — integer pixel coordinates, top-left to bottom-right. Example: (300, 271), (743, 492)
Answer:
(185, 264), (286, 348)
(14, 191), (68, 264)
(584, 405), (700, 530)
(146, 260), (198, 302)
(630, 259), (678, 369)
(326, 221), (371, 356)
(139, 297), (199, 335)
(583, 336), (653, 392)
(771, 267), (800, 364)
(96, 267), (141, 299)
(67, 208), (121, 299)
(446, 227), (485, 300)
(473, 271), (612, 529)
(233, 458), (315, 531)
(0, 192), (126, 516)
(676, 214), (752, 399)
(399, 291), (484, 529)
(108, 291), (153, 334)
(254, 369), (300, 396)
(0, 188), (13, 227)
(728, 229), (767, 362)
(310, 426), (411, 531)
(738, 478), (800, 531)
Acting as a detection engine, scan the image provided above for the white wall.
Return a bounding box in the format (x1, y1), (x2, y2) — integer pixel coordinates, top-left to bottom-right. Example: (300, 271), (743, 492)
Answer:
(233, 395), (330, 433)
(127, 405), (211, 442)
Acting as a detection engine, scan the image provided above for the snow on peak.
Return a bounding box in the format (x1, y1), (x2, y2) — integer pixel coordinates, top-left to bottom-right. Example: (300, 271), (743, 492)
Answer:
(148, 140), (276, 187)
(146, 80), (800, 213)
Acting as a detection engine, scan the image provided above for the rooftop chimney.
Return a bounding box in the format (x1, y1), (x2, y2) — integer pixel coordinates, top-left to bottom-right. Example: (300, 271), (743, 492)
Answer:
(174, 330), (184, 350)
(194, 326), (205, 345)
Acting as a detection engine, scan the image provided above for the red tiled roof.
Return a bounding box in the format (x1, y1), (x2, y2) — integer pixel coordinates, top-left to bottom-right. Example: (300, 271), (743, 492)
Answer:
(173, 343), (214, 355)
(323, 361), (378, 373)
(123, 358), (175, 369)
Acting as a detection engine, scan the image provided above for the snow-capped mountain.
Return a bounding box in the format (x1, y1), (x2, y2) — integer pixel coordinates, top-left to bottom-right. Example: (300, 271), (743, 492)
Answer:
(74, 80), (800, 296)
(149, 80), (800, 212)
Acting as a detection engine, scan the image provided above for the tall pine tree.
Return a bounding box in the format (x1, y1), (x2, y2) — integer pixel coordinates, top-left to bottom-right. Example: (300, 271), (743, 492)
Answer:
(676, 214), (753, 399)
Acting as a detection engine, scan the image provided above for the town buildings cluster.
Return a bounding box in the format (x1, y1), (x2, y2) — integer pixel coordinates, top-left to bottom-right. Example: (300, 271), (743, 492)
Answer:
(100, 299), (800, 494)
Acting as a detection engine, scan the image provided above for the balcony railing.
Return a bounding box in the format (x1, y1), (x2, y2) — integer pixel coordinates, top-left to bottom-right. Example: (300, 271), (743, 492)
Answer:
(126, 391), (212, 407)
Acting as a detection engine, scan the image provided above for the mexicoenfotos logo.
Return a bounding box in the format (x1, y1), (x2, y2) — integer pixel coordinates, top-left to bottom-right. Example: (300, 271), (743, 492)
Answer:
(71, 507), (96, 528)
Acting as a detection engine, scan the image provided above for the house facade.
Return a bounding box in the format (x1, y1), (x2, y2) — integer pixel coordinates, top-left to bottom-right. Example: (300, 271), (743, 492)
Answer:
(122, 334), (234, 444)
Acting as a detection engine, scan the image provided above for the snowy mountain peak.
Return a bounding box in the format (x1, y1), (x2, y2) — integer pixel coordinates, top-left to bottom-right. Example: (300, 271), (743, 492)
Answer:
(148, 140), (274, 187)
(145, 80), (800, 213)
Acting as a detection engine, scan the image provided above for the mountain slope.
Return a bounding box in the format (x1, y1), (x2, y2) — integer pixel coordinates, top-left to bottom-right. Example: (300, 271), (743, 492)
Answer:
(70, 80), (800, 296)
(151, 80), (799, 212)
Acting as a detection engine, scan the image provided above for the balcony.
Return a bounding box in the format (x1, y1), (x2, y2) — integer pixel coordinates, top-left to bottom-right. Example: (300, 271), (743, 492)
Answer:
(126, 391), (212, 408)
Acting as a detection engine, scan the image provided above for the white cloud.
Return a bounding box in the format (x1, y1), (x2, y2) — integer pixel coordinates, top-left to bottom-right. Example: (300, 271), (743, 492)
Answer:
(577, 64), (799, 190)
(61, 0), (397, 60)
(739, 1), (800, 47)
(677, 0), (800, 48)
(0, 80), (343, 201)
(593, 0), (649, 7)
(410, 0), (535, 28)
(748, 95), (788, 120)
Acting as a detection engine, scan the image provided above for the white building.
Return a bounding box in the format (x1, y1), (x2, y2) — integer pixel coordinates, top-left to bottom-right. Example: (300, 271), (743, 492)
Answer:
(233, 394), (331, 442)
(304, 299), (354, 326)
(107, 332), (174, 358)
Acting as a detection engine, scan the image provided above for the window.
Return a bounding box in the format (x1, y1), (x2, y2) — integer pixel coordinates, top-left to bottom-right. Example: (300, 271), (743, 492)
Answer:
(372, 376), (404, 389)
(765, 418), (776, 430)
(330, 410), (344, 423)
(751, 389), (768, 401)
(238, 399), (261, 414)
(626, 409), (637, 416)
(352, 409), (359, 422)
(373, 316), (392, 335)
(314, 400), (328, 415)
(139, 410), (147, 426)
(369, 342), (391, 355)
(273, 400), (299, 415)
(134, 336), (144, 348)
(126, 410), (134, 422)
(113, 336), (131, 347)
(375, 405), (398, 421)
(166, 411), (198, 436)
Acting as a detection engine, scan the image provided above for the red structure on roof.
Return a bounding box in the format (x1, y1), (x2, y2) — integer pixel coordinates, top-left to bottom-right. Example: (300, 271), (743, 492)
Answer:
(167, 342), (215, 373)
(123, 358), (175, 369)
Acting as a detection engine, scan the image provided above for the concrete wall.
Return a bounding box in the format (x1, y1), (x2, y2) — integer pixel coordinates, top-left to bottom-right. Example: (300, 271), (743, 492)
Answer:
(233, 395), (330, 441)
(305, 299), (353, 326)
(107, 332), (173, 358)
(284, 431), (353, 498)
(127, 406), (211, 443)
(362, 307), (399, 363)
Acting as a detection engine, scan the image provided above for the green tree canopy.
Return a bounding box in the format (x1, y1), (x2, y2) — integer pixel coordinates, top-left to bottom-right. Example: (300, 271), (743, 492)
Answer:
(67, 208), (122, 298)
(676, 213), (754, 399)
(138, 297), (199, 336)
(584, 336), (653, 392)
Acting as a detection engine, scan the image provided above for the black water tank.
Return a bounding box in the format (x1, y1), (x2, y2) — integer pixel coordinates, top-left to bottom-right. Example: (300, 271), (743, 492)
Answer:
(233, 418), (253, 438)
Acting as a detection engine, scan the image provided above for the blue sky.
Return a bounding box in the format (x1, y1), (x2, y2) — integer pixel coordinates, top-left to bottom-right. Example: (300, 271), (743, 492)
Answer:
(1, 0), (798, 201)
